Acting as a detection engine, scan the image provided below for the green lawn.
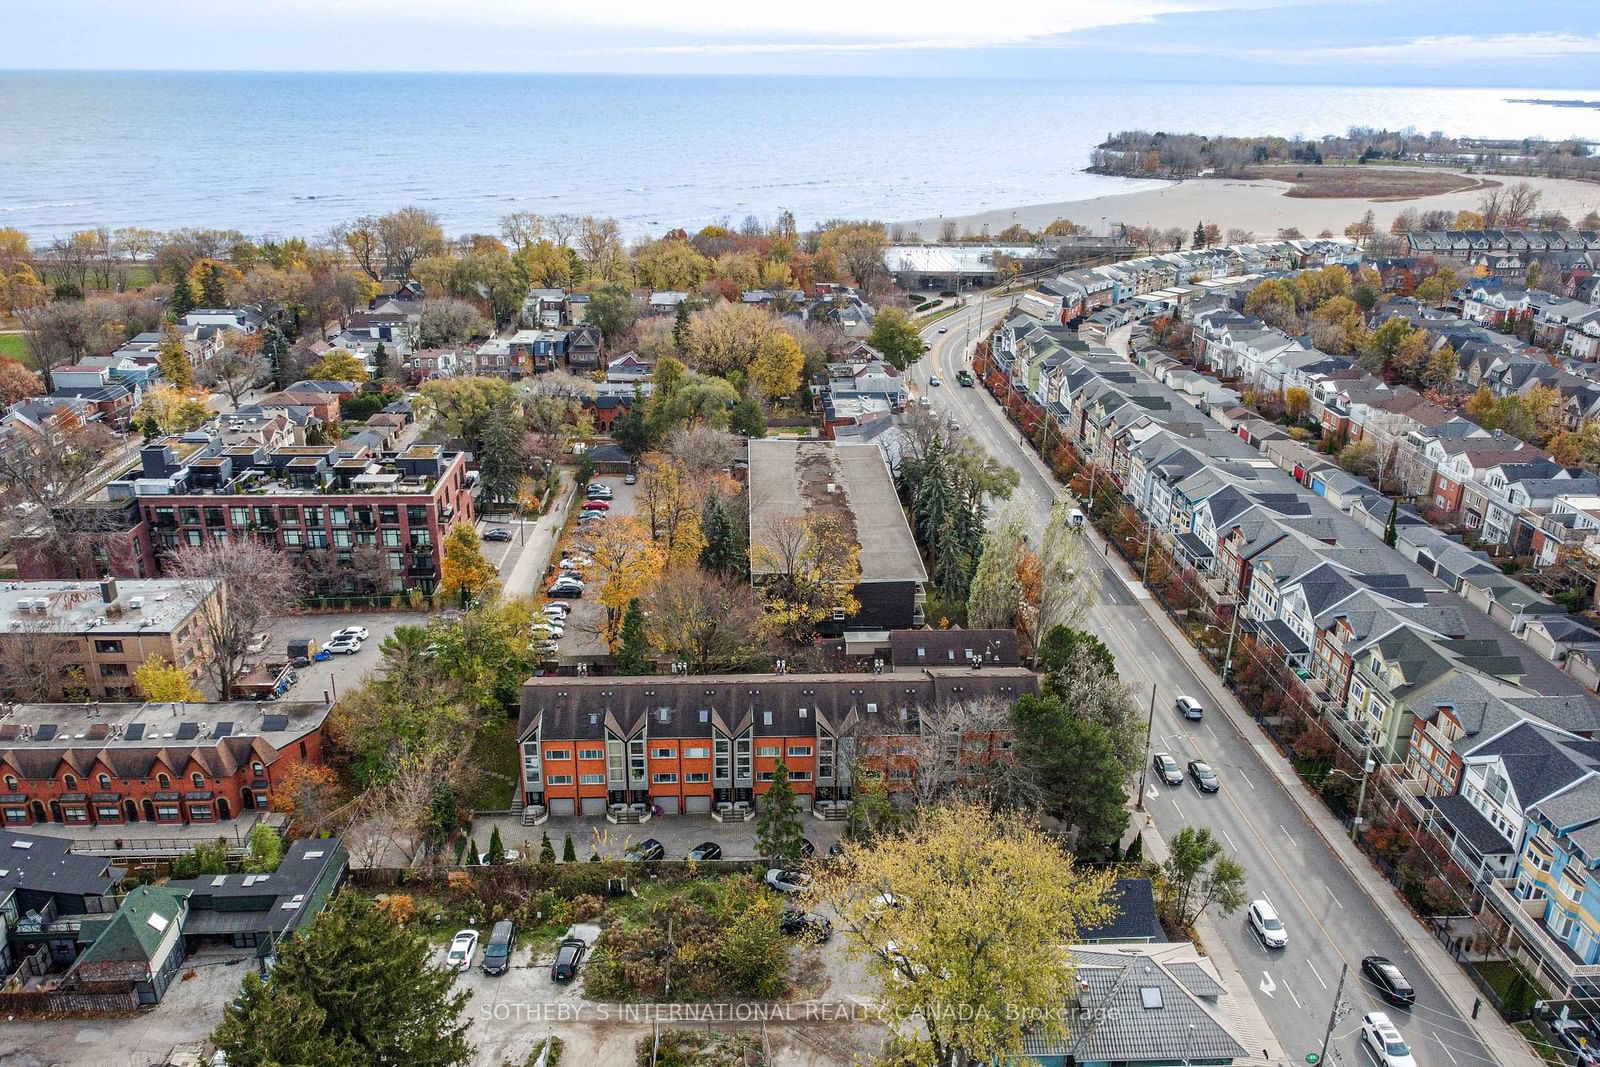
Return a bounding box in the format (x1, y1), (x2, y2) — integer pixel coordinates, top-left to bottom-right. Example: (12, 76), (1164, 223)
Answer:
(460, 715), (521, 813)
(1517, 1022), (1574, 1067)
(1469, 958), (1548, 1019)
(0, 334), (31, 365)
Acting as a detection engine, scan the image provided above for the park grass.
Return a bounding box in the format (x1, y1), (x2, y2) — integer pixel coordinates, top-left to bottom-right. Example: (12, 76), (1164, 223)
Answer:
(460, 715), (521, 813)
(1236, 165), (1497, 201)
(0, 334), (32, 365)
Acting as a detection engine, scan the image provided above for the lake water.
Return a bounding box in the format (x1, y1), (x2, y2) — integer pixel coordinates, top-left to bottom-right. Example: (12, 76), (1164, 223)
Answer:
(4, 72), (1599, 240)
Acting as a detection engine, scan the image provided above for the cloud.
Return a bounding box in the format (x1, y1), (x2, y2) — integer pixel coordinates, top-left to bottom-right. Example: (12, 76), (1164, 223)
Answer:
(1279, 31), (1600, 64)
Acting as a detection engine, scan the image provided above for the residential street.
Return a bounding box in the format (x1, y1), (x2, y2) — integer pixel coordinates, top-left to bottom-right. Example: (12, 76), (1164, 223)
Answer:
(908, 301), (1523, 1067)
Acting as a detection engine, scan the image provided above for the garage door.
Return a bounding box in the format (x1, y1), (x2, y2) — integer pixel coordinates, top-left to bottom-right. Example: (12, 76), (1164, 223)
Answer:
(655, 797), (679, 815)
(580, 797), (607, 816)
(549, 798), (575, 816)
(795, 794), (812, 811)
(684, 795), (711, 814)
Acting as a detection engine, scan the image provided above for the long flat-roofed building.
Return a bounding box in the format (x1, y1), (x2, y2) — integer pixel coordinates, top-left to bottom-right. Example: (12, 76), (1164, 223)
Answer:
(747, 439), (928, 633)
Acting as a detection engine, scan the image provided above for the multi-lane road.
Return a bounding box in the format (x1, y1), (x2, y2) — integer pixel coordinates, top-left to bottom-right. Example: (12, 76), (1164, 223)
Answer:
(907, 300), (1512, 1067)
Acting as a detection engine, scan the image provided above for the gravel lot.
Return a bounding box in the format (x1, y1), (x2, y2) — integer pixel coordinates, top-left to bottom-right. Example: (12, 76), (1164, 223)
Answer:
(467, 813), (846, 863)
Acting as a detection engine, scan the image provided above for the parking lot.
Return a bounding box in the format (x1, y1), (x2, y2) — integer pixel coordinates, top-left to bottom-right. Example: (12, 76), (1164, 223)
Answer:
(541, 474), (641, 663)
(465, 812), (846, 863)
(261, 609), (430, 702)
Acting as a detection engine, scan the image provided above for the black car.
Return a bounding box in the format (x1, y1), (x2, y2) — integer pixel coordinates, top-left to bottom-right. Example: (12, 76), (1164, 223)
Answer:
(827, 839), (845, 857)
(780, 910), (833, 941)
(624, 838), (665, 862)
(1553, 1018), (1600, 1067)
(1187, 760), (1220, 793)
(1153, 752), (1183, 786)
(1360, 956), (1416, 1006)
(483, 528), (513, 542)
(551, 937), (587, 981)
(687, 841), (722, 861)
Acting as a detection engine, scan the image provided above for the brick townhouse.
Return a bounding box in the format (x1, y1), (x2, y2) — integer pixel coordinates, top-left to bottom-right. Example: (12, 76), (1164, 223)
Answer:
(0, 699), (330, 829)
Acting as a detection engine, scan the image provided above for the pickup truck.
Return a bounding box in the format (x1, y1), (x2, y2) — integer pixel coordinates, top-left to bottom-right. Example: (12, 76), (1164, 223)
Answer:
(955, 370), (974, 387)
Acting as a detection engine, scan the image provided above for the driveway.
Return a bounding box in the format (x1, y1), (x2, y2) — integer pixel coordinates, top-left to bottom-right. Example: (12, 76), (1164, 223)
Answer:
(541, 474), (641, 663)
(466, 812), (846, 863)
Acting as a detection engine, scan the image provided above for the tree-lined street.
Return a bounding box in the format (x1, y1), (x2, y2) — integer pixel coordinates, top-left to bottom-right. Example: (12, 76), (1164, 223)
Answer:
(908, 300), (1520, 1066)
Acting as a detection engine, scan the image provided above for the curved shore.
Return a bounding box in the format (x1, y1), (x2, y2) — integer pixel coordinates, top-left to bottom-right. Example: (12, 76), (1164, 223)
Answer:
(898, 170), (1600, 240)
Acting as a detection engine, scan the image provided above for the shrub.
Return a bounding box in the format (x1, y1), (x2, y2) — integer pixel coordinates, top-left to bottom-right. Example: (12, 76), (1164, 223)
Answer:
(569, 894), (605, 921)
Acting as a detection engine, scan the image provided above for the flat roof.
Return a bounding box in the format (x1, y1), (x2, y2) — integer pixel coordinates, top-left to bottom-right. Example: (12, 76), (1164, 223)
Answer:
(0, 700), (329, 750)
(0, 579), (215, 636)
(747, 440), (928, 585)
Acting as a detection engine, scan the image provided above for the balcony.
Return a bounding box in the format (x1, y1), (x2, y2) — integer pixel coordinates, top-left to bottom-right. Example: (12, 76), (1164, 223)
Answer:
(1484, 878), (1600, 995)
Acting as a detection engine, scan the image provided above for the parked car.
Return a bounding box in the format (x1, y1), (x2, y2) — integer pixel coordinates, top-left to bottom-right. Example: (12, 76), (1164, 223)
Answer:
(624, 471), (638, 484)
(325, 636), (362, 655)
(1175, 695), (1203, 720)
(581, 500), (610, 511)
(624, 838), (665, 862)
(445, 929), (478, 971)
(586, 484), (613, 499)
(530, 624), (565, 640)
(577, 513), (606, 525)
(1360, 956), (1416, 1006)
(1553, 1018), (1600, 1066)
(246, 632), (269, 655)
(1247, 899), (1287, 948)
(477, 849), (522, 865)
(330, 626), (369, 642)
(483, 528), (513, 542)
(547, 583), (584, 598)
(687, 842), (722, 861)
(559, 556), (593, 569)
(1187, 760), (1219, 792)
(531, 641), (560, 657)
(780, 910), (833, 941)
(542, 603), (571, 618)
(1360, 1012), (1416, 1067)
(763, 868), (812, 893)
(551, 937), (587, 982)
(1152, 752), (1183, 786)
(481, 919), (515, 976)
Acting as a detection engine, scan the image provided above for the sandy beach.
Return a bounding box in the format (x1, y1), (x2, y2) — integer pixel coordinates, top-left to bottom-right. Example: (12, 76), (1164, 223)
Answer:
(899, 170), (1600, 241)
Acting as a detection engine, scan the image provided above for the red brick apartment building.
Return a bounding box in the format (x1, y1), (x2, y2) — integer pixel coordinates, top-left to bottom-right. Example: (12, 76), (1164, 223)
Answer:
(0, 700), (330, 829)
(518, 630), (1034, 815)
(20, 437), (474, 595)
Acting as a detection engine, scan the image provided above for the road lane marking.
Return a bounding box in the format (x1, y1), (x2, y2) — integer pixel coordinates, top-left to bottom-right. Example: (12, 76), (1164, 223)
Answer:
(1433, 1030), (1459, 1064)
(1283, 980), (1303, 1009)
(1205, 722), (1219, 742)
(1328, 885), (1344, 910)
(1259, 971), (1276, 997)
(1307, 959), (1327, 989)
(1238, 769), (1255, 790)
(1220, 828), (1238, 852)
(1280, 824), (1297, 844)
(1172, 799), (1186, 820)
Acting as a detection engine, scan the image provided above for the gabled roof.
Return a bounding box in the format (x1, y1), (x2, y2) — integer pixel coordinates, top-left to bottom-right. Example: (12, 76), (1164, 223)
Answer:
(77, 885), (189, 966)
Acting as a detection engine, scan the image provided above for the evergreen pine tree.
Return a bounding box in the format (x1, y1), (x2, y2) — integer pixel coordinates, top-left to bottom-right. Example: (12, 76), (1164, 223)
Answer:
(698, 496), (741, 576)
(261, 324), (289, 388)
(1194, 221), (1207, 249)
(673, 300), (692, 353)
(373, 341), (390, 383)
(1383, 498), (1399, 547)
(199, 262), (227, 307)
(467, 836), (480, 865)
(213, 894), (472, 1067)
(539, 831), (556, 864)
(755, 759), (807, 863)
(562, 833), (577, 862)
(487, 825), (506, 865)
(169, 275), (197, 319)
(615, 598), (650, 675)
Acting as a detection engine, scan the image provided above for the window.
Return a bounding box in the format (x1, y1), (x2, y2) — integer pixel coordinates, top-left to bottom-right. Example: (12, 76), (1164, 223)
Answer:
(652, 773), (677, 784)
(579, 748), (603, 761)
(607, 739), (625, 786)
(579, 773), (605, 785)
(788, 745), (813, 758)
(99, 663), (129, 677)
(251, 762), (264, 777)
(686, 772), (710, 783)
(629, 738), (646, 784)
(3, 808), (27, 823)
(98, 774), (110, 789)
(63, 774), (78, 790)
(283, 529), (304, 546)
(789, 770), (812, 781)
(94, 639), (123, 654)
(714, 737), (731, 781)
(684, 746), (709, 759)
(63, 807), (88, 822)
(757, 745), (779, 757)
(306, 529), (329, 549)
(383, 529), (401, 546)
(93, 805), (118, 821)
(3, 775), (14, 790)
(157, 773), (171, 790)
(652, 747), (674, 759)
(333, 530), (353, 548)
(190, 804), (213, 820)
(546, 774), (573, 786)
(379, 505), (399, 524)
(735, 736), (752, 781)
(1564, 877), (1585, 903)
(229, 507), (249, 525)
(280, 506), (301, 524)
(521, 742), (541, 784)
(819, 736), (834, 779)
(757, 771), (774, 782)
(192, 773), (205, 788)
(544, 749), (572, 761)
(304, 506), (323, 526)
(156, 804), (180, 821)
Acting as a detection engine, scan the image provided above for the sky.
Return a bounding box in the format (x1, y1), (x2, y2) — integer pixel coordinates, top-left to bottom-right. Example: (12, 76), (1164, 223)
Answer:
(4, 0), (1600, 85)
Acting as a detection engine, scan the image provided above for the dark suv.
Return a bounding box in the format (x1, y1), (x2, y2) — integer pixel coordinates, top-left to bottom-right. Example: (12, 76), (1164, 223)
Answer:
(551, 937), (587, 981)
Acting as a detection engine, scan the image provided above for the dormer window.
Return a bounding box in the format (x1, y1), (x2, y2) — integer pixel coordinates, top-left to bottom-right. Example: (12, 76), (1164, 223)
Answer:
(158, 773), (171, 790)
(192, 773), (205, 789)
(63, 774), (77, 790)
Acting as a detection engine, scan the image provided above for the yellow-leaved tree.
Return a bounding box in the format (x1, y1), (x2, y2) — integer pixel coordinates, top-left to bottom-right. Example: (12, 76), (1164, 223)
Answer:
(438, 523), (499, 607)
(138, 384), (212, 435)
(812, 803), (1115, 1066)
(750, 513), (860, 643)
(636, 454), (705, 568)
(590, 516), (665, 643)
(308, 348), (369, 383)
(748, 332), (804, 402)
(133, 657), (204, 702)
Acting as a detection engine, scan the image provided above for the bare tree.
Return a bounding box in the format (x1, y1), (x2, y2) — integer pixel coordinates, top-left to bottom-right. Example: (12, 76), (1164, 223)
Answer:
(498, 211), (546, 251)
(0, 619), (82, 702)
(852, 695), (1027, 810)
(664, 425), (743, 479)
(377, 207), (445, 280)
(1477, 188), (1506, 228)
(17, 299), (124, 390)
(0, 420), (121, 562)
(645, 568), (766, 673)
(165, 539), (302, 700)
(1502, 182), (1542, 227)
(546, 213), (580, 249)
(198, 337), (270, 409)
(332, 216), (383, 280)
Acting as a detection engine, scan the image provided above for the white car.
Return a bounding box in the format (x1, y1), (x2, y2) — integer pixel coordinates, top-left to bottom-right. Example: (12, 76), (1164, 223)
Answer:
(1360, 1012), (1416, 1067)
(559, 556), (593, 569)
(1247, 899), (1287, 948)
(325, 636), (362, 655)
(444, 929), (478, 971)
(330, 626), (369, 642)
(928, 375), (942, 386)
(477, 849), (522, 865)
(542, 604), (571, 619)
(763, 868), (811, 893)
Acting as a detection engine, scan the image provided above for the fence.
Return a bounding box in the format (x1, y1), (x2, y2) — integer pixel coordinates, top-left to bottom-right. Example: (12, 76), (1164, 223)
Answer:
(349, 858), (769, 891)
(0, 984), (139, 1017)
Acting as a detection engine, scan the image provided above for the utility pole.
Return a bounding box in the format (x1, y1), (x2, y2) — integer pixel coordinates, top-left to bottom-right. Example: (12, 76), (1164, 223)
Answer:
(1351, 734), (1378, 842)
(1135, 682), (1157, 811)
(1141, 515), (1155, 583)
(1318, 962), (1350, 1065)
(1220, 608), (1240, 687)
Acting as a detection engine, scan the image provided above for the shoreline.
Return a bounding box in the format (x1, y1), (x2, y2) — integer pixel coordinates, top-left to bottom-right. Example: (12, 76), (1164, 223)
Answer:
(897, 169), (1600, 241)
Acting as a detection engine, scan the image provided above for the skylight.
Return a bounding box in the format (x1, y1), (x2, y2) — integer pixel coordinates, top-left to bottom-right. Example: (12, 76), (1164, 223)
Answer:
(1139, 986), (1163, 1009)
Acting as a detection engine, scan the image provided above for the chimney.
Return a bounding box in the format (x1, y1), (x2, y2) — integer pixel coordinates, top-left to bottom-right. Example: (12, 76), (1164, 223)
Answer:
(99, 576), (118, 605)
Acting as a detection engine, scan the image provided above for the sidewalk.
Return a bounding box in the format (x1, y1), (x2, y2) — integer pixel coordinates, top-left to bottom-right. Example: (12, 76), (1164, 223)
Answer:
(1116, 546), (1537, 1066)
(1140, 817), (1288, 1067)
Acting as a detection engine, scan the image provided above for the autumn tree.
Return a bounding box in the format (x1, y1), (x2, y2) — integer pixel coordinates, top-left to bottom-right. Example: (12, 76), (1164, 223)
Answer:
(137, 384), (212, 435)
(0, 359), (43, 406)
(1550, 420), (1600, 469)
(269, 763), (342, 836)
(419, 376), (515, 449)
(200, 334), (270, 408)
(157, 325), (194, 388)
(590, 516), (665, 642)
(682, 301), (784, 377)
(375, 206), (446, 278)
(636, 453), (705, 566)
(417, 298), (488, 348)
(865, 305), (923, 371)
(812, 803), (1113, 1067)
(167, 540), (301, 701)
(966, 505), (1027, 632)
(1160, 826), (1248, 929)
(133, 657), (204, 702)
(438, 523), (500, 607)
(817, 221), (889, 296)
(308, 348), (369, 383)
(751, 513), (861, 643)
(1284, 386), (1310, 422)
(646, 568), (765, 673)
(749, 331), (804, 401)
(585, 282), (637, 343)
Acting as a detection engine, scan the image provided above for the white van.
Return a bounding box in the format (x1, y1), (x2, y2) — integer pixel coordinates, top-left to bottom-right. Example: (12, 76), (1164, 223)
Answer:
(1067, 508), (1086, 529)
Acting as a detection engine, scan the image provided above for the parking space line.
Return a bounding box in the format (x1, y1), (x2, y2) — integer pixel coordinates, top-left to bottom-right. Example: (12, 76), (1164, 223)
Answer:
(1434, 1030), (1459, 1064)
